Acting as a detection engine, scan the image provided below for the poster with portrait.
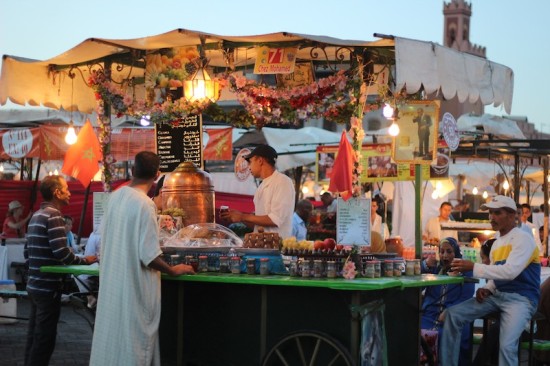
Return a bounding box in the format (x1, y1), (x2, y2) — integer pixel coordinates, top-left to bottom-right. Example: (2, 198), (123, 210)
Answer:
(316, 145), (338, 182)
(392, 100), (440, 165)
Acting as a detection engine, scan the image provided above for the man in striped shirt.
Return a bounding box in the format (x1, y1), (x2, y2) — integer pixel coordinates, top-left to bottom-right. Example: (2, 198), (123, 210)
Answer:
(24, 175), (97, 365)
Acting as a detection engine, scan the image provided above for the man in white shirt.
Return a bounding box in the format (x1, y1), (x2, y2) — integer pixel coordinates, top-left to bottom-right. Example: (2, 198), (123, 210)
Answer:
(520, 203), (542, 253)
(291, 199), (314, 240)
(221, 145), (295, 238)
(422, 201), (458, 243)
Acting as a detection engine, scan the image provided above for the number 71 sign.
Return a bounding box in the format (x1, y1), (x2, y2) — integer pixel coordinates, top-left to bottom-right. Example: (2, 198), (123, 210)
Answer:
(254, 46), (297, 74)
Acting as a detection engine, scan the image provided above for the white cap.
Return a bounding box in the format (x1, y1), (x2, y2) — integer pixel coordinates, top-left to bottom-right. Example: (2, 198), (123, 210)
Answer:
(480, 195), (516, 211)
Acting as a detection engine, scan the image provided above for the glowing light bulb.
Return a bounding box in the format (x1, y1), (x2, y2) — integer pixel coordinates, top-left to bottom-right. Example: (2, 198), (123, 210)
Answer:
(388, 122), (400, 137)
(301, 186), (309, 194)
(65, 123), (77, 145)
(431, 190), (439, 199)
(54, 169), (59, 175)
(502, 180), (510, 190)
(382, 103), (394, 119)
(140, 115), (151, 126)
(0, 163), (3, 173)
(482, 191), (488, 199)
(472, 186), (478, 195)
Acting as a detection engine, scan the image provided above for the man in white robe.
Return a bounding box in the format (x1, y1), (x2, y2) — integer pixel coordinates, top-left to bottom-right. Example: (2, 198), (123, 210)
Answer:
(90, 151), (194, 366)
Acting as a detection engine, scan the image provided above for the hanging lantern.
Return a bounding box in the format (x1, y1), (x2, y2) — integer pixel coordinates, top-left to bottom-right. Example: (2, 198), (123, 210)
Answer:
(184, 63), (220, 103)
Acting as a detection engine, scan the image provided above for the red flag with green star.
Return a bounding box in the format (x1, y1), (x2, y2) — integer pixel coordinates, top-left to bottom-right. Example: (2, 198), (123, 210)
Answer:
(62, 119), (103, 187)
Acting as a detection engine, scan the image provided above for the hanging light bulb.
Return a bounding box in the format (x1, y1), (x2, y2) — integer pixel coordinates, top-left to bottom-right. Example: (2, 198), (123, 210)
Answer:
(502, 180), (510, 190)
(431, 190), (439, 199)
(65, 121), (77, 145)
(388, 122), (400, 137)
(472, 186), (479, 195)
(482, 190), (488, 199)
(0, 163), (3, 173)
(140, 115), (151, 126)
(382, 103), (394, 119)
(54, 168), (59, 175)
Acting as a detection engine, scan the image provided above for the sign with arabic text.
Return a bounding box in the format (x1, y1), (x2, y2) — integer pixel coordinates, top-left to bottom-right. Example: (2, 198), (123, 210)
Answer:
(156, 114), (203, 172)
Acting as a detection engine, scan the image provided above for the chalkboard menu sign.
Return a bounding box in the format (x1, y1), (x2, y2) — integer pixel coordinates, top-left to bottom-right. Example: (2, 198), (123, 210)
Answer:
(336, 197), (371, 246)
(156, 114), (203, 172)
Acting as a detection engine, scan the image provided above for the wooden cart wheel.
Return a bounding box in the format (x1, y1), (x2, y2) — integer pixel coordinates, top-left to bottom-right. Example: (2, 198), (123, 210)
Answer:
(262, 330), (355, 366)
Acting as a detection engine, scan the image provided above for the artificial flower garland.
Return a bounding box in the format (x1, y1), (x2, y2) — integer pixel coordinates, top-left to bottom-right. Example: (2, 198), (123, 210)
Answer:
(89, 68), (383, 192)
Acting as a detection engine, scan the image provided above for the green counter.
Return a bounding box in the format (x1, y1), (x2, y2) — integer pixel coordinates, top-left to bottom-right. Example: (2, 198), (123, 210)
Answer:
(41, 265), (463, 366)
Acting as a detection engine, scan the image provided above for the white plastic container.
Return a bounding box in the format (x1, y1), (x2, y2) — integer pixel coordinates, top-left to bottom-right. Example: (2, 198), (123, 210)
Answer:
(0, 279), (17, 324)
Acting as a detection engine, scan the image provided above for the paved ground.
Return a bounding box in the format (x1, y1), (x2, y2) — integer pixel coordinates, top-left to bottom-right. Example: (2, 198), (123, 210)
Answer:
(0, 297), (93, 366)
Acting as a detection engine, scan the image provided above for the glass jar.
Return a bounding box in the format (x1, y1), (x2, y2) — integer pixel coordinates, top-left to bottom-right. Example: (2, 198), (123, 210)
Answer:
(326, 261), (337, 278)
(219, 256), (230, 273)
(373, 260), (381, 278)
(230, 257), (241, 274)
(405, 260), (415, 276)
(198, 255), (208, 272)
(246, 258), (256, 275)
(313, 260), (323, 278)
(170, 254), (180, 266)
(260, 258), (270, 275)
(289, 260), (298, 277)
(414, 259), (422, 275)
(393, 260), (402, 277)
(384, 260), (393, 277)
(301, 260), (311, 278)
(365, 261), (375, 278)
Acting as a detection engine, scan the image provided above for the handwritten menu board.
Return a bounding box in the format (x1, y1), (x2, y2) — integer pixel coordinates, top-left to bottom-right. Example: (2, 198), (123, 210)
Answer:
(93, 192), (110, 229)
(336, 197), (371, 246)
(156, 114), (203, 172)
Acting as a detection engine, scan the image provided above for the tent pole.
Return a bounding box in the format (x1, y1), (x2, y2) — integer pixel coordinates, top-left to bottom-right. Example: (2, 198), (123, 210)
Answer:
(29, 159), (42, 211)
(77, 183), (91, 245)
(543, 156), (549, 257)
(415, 164), (422, 259)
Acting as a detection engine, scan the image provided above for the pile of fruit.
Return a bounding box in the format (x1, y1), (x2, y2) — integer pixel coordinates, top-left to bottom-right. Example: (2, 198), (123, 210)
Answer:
(281, 236), (345, 255)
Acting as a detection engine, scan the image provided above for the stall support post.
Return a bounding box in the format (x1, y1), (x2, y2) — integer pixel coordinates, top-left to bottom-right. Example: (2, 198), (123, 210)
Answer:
(415, 164), (422, 259)
(544, 156), (549, 257)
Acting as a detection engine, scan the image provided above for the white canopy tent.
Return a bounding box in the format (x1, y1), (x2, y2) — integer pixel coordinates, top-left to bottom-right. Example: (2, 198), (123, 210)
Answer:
(1, 30), (513, 115)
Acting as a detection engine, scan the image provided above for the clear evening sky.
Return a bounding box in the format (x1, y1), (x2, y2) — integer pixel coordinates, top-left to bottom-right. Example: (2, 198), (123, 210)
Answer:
(1, 0), (548, 131)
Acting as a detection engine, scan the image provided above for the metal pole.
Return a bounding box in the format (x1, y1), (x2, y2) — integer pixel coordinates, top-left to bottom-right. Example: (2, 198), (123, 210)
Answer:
(543, 156), (549, 257)
(415, 164), (422, 259)
(76, 183), (91, 245)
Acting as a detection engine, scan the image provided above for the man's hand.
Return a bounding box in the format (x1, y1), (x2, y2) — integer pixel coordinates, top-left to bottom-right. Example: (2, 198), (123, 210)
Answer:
(169, 264), (195, 276)
(476, 288), (493, 303)
(220, 209), (243, 224)
(450, 258), (475, 273)
(83, 255), (98, 264)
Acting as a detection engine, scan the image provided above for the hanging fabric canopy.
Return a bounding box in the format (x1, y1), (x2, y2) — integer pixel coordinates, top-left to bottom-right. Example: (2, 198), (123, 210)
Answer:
(1, 29), (513, 115)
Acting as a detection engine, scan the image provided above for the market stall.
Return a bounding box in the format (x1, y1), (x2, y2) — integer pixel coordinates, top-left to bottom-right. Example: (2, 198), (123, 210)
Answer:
(41, 264), (462, 365)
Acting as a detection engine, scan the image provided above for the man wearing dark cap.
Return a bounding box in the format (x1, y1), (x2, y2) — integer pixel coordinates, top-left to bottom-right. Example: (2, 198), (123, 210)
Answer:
(440, 195), (540, 366)
(221, 144), (295, 238)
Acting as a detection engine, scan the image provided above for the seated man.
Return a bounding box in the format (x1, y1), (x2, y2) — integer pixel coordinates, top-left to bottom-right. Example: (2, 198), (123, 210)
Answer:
(440, 195), (541, 366)
(291, 199), (314, 241)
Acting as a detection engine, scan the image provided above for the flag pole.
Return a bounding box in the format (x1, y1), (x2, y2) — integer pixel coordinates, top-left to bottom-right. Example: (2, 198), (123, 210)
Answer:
(76, 182), (92, 246)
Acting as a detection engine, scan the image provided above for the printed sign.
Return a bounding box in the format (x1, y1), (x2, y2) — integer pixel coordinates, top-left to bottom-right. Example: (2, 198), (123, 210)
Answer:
(156, 114), (203, 173)
(254, 46), (297, 74)
(336, 197), (371, 246)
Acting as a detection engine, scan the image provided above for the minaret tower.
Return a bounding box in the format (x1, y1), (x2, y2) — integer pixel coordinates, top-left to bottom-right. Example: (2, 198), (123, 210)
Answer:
(443, 0), (486, 57)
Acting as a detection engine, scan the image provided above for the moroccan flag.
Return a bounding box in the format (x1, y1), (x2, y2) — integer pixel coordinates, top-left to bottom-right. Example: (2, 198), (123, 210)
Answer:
(203, 127), (233, 160)
(62, 119), (103, 188)
(328, 130), (355, 201)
